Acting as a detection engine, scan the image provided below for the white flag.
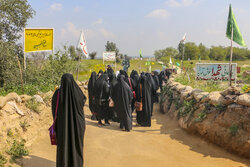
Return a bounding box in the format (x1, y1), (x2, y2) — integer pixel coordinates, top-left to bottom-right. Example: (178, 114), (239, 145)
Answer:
(182, 33), (186, 42)
(169, 56), (172, 64)
(77, 31), (88, 58)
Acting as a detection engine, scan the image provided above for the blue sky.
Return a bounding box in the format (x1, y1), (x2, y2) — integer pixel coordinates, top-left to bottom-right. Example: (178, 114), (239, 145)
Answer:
(27, 0), (250, 57)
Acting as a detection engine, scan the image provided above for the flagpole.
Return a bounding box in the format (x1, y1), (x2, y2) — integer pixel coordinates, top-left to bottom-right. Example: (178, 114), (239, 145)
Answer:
(181, 41), (185, 74)
(76, 30), (82, 81)
(229, 26), (233, 86)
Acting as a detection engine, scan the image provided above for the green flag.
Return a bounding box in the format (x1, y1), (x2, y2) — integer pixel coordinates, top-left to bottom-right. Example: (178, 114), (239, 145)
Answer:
(226, 4), (246, 47)
(176, 62), (180, 67)
(139, 49), (142, 59)
(145, 60), (150, 66)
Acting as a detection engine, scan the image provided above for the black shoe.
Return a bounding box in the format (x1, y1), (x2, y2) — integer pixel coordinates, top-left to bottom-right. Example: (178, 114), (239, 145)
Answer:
(91, 115), (97, 120)
(105, 121), (110, 126)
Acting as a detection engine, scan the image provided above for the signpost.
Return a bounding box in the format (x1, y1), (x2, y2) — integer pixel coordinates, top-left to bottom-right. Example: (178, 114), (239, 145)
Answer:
(196, 63), (237, 83)
(103, 52), (116, 71)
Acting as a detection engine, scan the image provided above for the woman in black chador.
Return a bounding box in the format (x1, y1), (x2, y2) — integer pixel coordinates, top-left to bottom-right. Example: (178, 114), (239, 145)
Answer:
(93, 73), (110, 126)
(130, 70), (140, 112)
(52, 73), (86, 167)
(88, 71), (97, 120)
(112, 75), (133, 131)
(136, 73), (152, 127)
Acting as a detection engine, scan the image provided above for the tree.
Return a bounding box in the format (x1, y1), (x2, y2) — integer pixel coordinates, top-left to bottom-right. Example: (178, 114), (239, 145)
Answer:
(69, 45), (78, 60)
(89, 52), (97, 59)
(184, 42), (199, 60)
(154, 47), (178, 60)
(105, 41), (120, 62)
(198, 43), (210, 60)
(0, 0), (35, 42)
(177, 41), (185, 60)
(209, 46), (226, 61)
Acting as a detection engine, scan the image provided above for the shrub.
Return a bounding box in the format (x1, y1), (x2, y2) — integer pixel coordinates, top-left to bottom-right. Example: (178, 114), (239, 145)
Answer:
(19, 120), (29, 132)
(7, 140), (29, 163)
(177, 99), (195, 119)
(0, 152), (7, 167)
(229, 124), (239, 136)
(242, 85), (250, 93)
(195, 112), (207, 122)
(7, 128), (13, 137)
(25, 99), (40, 114)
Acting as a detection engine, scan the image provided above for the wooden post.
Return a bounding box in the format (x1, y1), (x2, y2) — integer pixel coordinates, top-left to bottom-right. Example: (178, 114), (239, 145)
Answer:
(76, 54), (80, 81)
(16, 55), (24, 93)
(229, 27), (233, 86)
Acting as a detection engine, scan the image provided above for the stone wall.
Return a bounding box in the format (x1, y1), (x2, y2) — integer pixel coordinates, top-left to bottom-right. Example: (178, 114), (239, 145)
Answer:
(160, 78), (250, 158)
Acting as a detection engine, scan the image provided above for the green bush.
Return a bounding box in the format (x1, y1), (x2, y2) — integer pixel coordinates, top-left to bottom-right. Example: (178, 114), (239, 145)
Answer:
(25, 99), (40, 114)
(229, 124), (239, 136)
(7, 140), (29, 163)
(195, 112), (207, 122)
(0, 152), (7, 167)
(19, 120), (29, 132)
(177, 99), (195, 119)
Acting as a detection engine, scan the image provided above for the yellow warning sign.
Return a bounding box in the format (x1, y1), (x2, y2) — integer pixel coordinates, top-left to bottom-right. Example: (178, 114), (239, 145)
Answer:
(24, 28), (54, 52)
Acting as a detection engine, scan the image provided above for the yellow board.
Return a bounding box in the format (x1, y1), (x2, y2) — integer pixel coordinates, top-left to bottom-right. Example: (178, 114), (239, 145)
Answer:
(24, 28), (53, 52)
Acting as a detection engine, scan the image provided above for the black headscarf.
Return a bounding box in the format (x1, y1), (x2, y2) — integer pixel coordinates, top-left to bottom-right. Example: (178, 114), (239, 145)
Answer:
(119, 69), (129, 86)
(52, 73), (86, 167)
(97, 70), (103, 78)
(88, 72), (97, 113)
(113, 75), (133, 131)
(106, 66), (115, 83)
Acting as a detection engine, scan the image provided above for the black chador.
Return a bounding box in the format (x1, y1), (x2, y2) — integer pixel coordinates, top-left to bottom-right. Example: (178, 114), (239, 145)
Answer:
(88, 71), (97, 120)
(52, 73), (86, 167)
(136, 73), (152, 127)
(113, 75), (133, 131)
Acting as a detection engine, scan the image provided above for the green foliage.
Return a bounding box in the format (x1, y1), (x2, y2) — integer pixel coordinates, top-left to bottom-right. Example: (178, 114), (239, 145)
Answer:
(209, 46), (227, 61)
(241, 85), (250, 93)
(25, 99), (40, 114)
(184, 42), (200, 60)
(215, 104), (227, 112)
(105, 41), (120, 62)
(0, 152), (7, 167)
(0, 0), (35, 42)
(89, 52), (97, 59)
(177, 99), (195, 119)
(198, 43), (210, 60)
(154, 47), (178, 60)
(173, 98), (183, 110)
(229, 124), (239, 136)
(195, 112), (207, 122)
(7, 140), (29, 163)
(19, 120), (29, 132)
(7, 129), (13, 137)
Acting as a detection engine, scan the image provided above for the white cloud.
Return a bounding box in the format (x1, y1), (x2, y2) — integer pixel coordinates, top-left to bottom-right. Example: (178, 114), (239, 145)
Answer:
(93, 18), (103, 25)
(73, 7), (81, 13)
(165, 0), (198, 7)
(99, 28), (115, 38)
(146, 9), (170, 19)
(50, 3), (62, 11)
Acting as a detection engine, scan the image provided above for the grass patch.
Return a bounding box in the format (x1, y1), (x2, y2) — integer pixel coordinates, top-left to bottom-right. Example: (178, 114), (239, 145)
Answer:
(7, 129), (13, 137)
(19, 120), (29, 132)
(7, 140), (29, 163)
(195, 112), (207, 122)
(25, 99), (40, 114)
(0, 152), (7, 167)
(229, 124), (239, 136)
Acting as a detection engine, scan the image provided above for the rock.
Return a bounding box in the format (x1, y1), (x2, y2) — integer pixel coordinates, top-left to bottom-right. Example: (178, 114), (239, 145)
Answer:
(235, 94), (250, 107)
(242, 71), (250, 78)
(193, 92), (209, 102)
(7, 101), (24, 116)
(221, 87), (241, 96)
(208, 91), (226, 106)
(76, 80), (82, 86)
(43, 90), (53, 99)
(227, 104), (244, 112)
(20, 95), (32, 103)
(84, 85), (88, 90)
(0, 96), (7, 109)
(174, 84), (186, 92)
(32, 95), (44, 103)
(223, 95), (237, 105)
(191, 89), (203, 96)
(6, 92), (22, 103)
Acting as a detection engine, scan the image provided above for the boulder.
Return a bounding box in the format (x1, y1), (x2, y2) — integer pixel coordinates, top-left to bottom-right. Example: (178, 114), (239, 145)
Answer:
(0, 96), (7, 109)
(221, 87), (241, 96)
(191, 89), (203, 96)
(20, 95), (32, 103)
(43, 90), (54, 99)
(208, 91), (227, 106)
(32, 95), (44, 103)
(6, 92), (22, 103)
(223, 95), (237, 105)
(7, 101), (24, 116)
(193, 92), (209, 102)
(235, 93), (250, 107)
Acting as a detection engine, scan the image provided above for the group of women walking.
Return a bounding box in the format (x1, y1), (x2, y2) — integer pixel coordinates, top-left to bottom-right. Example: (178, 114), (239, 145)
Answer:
(88, 66), (170, 132)
(51, 68), (170, 167)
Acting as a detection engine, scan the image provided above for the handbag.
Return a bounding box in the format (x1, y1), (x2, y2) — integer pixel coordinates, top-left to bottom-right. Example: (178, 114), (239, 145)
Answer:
(135, 84), (143, 111)
(109, 98), (114, 107)
(49, 90), (60, 145)
(128, 78), (136, 99)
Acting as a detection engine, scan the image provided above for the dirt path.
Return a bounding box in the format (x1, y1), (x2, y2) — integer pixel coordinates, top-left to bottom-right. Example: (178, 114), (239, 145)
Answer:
(22, 104), (250, 167)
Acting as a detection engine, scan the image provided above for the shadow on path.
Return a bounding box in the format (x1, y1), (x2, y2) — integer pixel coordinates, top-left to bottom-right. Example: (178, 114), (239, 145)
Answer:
(153, 103), (250, 166)
(23, 155), (56, 167)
